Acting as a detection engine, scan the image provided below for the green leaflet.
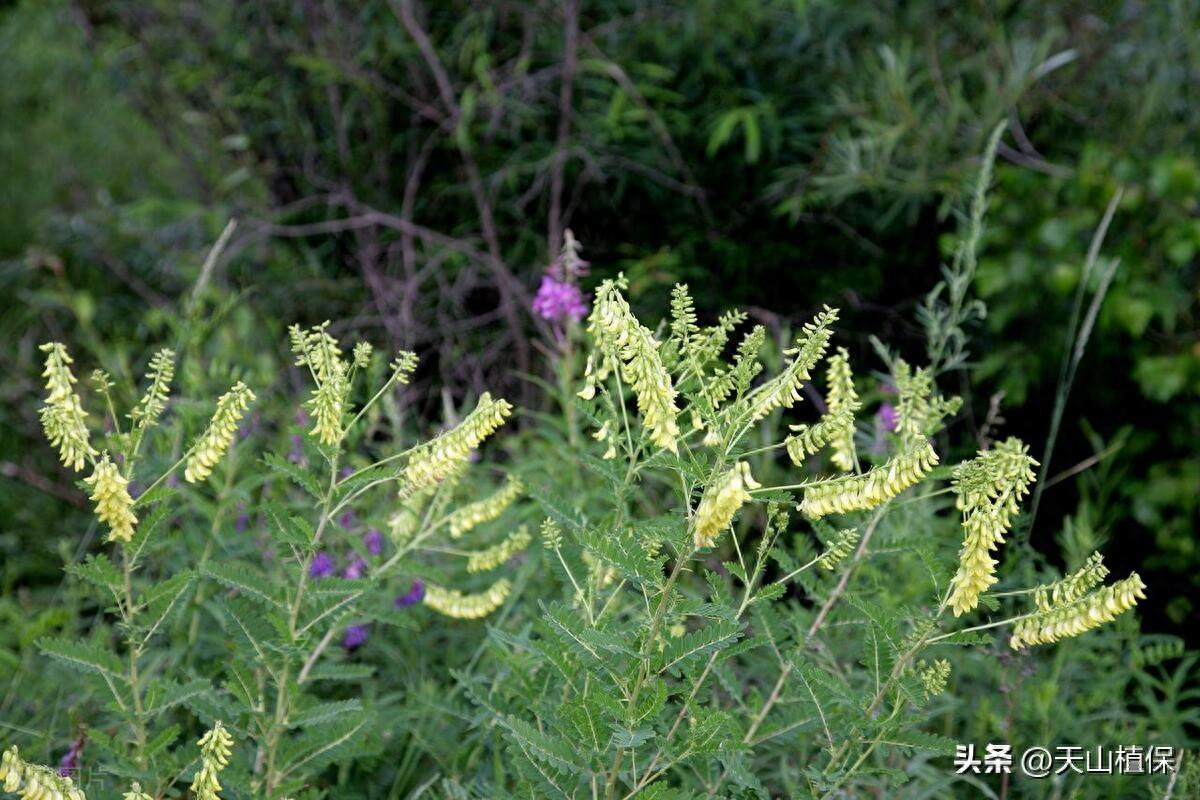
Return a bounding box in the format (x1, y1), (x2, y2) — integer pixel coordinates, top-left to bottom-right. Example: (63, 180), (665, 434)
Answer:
(653, 619), (743, 676)
(36, 636), (124, 680)
(201, 561), (280, 607)
(65, 553), (122, 596)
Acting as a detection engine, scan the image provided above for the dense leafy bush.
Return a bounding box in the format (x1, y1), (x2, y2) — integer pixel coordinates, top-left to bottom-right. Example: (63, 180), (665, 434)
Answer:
(3, 171), (1195, 797)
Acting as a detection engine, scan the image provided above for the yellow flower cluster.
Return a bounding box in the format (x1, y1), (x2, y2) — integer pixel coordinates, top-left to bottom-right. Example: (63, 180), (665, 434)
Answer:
(403, 393), (512, 495)
(744, 307), (838, 423)
(190, 721), (233, 800)
(85, 454), (137, 544)
(893, 360), (961, 442)
(946, 438), (1037, 616)
(1, 746), (85, 800)
(799, 437), (938, 518)
(694, 462), (759, 549)
(423, 578), (512, 619)
(817, 528), (860, 570)
(824, 348), (860, 471)
(580, 279), (680, 454)
(467, 526), (532, 573)
(129, 348), (175, 430)
(38, 342), (95, 472)
(917, 658), (951, 698)
(785, 406), (855, 467)
(352, 341), (373, 369)
(447, 476), (523, 539)
(290, 323), (348, 445)
(540, 517), (563, 551)
(1010, 573), (1147, 649)
(1033, 552), (1108, 613)
(184, 382), (256, 483)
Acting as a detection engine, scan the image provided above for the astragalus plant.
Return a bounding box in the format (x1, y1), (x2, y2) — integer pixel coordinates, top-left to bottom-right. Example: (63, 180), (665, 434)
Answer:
(5, 325), (527, 799)
(469, 277), (1147, 799)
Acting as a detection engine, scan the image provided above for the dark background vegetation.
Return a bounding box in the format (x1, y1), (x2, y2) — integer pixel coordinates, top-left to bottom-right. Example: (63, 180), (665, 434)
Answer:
(1, 0), (1196, 642)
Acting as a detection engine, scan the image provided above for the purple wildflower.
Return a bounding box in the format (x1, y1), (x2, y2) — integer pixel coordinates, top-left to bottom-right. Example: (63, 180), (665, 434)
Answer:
(532, 275), (588, 322)
(59, 736), (84, 777)
(877, 403), (899, 433)
(235, 503), (250, 532)
(340, 466), (354, 479)
(342, 625), (368, 651)
(167, 473), (181, 489)
(310, 551), (334, 579)
(338, 510), (357, 530)
(364, 528), (383, 556)
(287, 433), (305, 465)
(394, 580), (426, 608)
(295, 407), (310, 426)
(238, 411), (260, 440)
(342, 553), (367, 580)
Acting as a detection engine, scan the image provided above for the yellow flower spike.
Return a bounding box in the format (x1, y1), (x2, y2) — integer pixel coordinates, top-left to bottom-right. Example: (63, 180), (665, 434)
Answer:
(467, 526), (532, 573)
(190, 721), (234, 800)
(816, 528), (859, 570)
(403, 393), (512, 495)
(1033, 552), (1108, 612)
(893, 359), (962, 442)
(917, 658), (951, 698)
(184, 382), (256, 483)
(785, 406), (856, 467)
(0, 746), (86, 800)
(743, 307), (838, 423)
(447, 476), (523, 539)
(352, 341), (373, 369)
(423, 578), (512, 619)
(1010, 573), (1146, 649)
(824, 348), (860, 471)
(38, 342), (96, 472)
(798, 437), (938, 519)
(129, 348), (176, 430)
(540, 518), (563, 551)
(289, 322), (349, 445)
(85, 453), (138, 544)
(694, 462), (758, 549)
(585, 278), (680, 454)
(946, 437), (1037, 616)
(1, 746), (19, 793)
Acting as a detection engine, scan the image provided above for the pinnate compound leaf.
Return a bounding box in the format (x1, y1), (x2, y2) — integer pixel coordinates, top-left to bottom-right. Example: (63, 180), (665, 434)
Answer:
(37, 637), (124, 679)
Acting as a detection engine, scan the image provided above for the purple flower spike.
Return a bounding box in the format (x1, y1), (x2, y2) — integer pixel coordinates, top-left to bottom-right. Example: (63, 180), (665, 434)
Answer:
(877, 403), (899, 433)
(342, 625), (368, 651)
(338, 510), (357, 530)
(287, 434), (305, 465)
(532, 275), (588, 322)
(310, 551), (334, 579)
(59, 736), (84, 777)
(343, 554), (367, 580)
(364, 528), (383, 556)
(394, 579), (426, 608)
